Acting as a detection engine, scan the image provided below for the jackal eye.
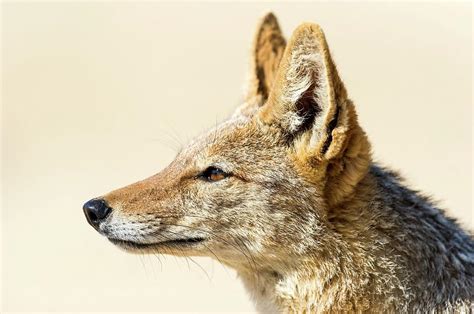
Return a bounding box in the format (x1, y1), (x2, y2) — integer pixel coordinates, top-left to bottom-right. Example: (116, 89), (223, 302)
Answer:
(199, 166), (229, 182)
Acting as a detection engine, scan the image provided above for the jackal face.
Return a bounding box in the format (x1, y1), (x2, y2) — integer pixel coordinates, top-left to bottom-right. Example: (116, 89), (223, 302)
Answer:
(83, 13), (370, 270)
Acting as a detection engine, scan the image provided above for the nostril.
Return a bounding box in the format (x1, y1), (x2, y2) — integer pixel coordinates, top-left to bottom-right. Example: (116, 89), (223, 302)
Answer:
(83, 198), (113, 228)
(87, 209), (98, 222)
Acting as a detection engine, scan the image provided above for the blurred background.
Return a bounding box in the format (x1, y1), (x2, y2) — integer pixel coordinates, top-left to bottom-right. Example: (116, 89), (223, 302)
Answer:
(2, 2), (472, 312)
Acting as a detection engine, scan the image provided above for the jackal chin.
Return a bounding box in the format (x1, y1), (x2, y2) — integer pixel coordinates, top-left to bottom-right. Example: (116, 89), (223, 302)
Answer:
(107, 237), (208, 255)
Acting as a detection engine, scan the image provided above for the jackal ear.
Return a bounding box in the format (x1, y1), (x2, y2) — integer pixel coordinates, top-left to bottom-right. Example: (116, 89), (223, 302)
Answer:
(235, 12), (286, 117)
(259, 23), (352, 160)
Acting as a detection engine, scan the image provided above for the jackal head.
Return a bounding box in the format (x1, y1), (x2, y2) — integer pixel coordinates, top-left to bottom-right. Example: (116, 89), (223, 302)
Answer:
(83, 13), (371, 272)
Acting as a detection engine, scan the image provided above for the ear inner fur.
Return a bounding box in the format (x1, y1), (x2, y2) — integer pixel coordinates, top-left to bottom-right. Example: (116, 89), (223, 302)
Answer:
(260, 24), (341, 154)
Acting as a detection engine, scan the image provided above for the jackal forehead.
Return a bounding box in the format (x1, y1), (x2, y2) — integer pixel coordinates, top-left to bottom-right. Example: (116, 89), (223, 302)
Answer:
(182, 116), (250, 153)
(180, 116), (265, 162)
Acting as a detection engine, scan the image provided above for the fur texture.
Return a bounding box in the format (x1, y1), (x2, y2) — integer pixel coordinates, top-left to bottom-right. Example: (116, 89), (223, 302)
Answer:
(85, 13), (474, 313)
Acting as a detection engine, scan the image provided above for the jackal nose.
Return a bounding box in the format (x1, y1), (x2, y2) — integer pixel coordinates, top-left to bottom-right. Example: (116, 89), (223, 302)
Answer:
(83, 198), (112, 229)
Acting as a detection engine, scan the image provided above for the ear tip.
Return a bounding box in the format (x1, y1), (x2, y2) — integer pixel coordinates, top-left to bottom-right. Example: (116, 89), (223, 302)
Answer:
(259, 12), (280, 29)
(288, 22), (327, 47)
(262, 12), (278, 22)
(293, 22), (325, 36)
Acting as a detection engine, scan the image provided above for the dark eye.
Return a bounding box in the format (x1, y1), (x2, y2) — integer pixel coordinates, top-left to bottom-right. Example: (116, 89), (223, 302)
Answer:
(199, 166), (229, 182)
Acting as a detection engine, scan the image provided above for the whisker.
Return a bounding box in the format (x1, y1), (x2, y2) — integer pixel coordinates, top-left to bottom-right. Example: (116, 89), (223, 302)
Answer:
(158, 231), (212, 282)
(187, 256), (212, 282)
(161, 228), (228, 278)
(155, 223), (261, 273)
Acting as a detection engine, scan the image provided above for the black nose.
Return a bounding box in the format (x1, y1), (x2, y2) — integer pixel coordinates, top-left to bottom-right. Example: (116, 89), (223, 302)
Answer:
(83, 198), (112, 229)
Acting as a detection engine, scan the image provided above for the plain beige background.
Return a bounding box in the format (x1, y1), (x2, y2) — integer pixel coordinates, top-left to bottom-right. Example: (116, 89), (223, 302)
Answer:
(2, 1), (472, 312)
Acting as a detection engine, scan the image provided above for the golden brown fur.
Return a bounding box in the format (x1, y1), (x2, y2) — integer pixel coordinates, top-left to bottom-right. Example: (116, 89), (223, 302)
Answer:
(84, 13), (474, 312)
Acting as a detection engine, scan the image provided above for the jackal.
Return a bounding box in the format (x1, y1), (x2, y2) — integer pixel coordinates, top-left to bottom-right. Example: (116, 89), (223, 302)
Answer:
(83, 13), (473, 312)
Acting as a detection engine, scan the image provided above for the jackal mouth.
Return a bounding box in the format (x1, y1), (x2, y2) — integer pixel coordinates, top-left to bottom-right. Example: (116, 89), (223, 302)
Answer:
(107, 237), (207, 249)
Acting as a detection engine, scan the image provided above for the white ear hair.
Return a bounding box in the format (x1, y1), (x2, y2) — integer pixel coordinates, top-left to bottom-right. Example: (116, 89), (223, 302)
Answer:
(283, 36), (328, 106)
(283, 50), (328, 135)
(279, 29), (331, 146)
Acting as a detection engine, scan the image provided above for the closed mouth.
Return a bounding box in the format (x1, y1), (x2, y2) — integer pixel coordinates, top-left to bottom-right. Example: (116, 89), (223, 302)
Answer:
(108, 237), (206, 249)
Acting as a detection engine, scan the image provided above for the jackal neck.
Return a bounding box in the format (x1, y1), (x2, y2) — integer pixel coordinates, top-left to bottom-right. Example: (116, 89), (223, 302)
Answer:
(235, 237), (396, 313)
(234, 169), (407, 313)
